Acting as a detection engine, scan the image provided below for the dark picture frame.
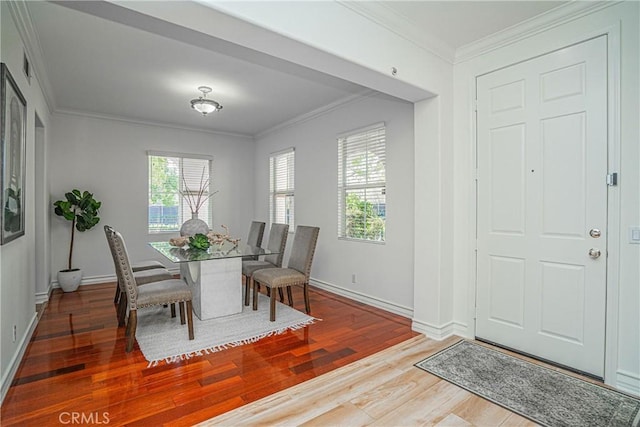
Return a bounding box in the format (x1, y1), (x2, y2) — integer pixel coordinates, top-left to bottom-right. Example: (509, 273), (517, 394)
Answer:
(1, 63), (27, 244)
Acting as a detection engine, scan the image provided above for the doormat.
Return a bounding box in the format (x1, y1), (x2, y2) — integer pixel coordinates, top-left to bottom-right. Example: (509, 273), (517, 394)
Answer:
(415, 340), (640, 427)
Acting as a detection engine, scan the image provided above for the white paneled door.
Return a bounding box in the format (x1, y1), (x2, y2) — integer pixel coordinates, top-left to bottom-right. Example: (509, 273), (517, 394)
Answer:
(476, 36), (608, 378)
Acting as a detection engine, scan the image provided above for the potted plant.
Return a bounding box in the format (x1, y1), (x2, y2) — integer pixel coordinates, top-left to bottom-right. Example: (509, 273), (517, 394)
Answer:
(53, 189), (101, 292)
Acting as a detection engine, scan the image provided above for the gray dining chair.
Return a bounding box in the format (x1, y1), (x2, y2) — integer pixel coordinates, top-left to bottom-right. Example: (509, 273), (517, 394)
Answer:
(247, 221), (266, 247)
(252, 225), (319, 321)
(243, 221), (266, 261)
(104, 225), (174, 326)
(108, 227), (194, 352)
(104, 225), (167, 305)
(242, 223), (289, 306)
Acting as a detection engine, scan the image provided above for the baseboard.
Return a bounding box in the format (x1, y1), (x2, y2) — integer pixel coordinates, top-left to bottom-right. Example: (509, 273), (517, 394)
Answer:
(452, 321), (470, 338)
(35, 285), (52, 305)
(410, 319), (467, 341)
(309, 278), (413, 319)
(51, 268), (181, 290)
(616, 369), (640, 397)
(1, 312), (38, 405)
(52, 274), (114, 289)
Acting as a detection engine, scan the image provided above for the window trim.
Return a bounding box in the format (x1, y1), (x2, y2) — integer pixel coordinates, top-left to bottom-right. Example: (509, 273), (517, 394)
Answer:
(269, 147), (295, 229)
(337, 123), (386, 244)
(147, 151), (213, 234)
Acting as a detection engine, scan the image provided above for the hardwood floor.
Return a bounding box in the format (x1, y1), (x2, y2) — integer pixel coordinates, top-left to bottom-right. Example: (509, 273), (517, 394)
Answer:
(1, 282), (419, 426)
(202, 335), (539, 427)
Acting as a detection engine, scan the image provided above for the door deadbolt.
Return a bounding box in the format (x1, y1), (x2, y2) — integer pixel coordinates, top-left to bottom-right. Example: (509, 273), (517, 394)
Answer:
(589, 228), (601, 238)
(588, 248), (601, 259)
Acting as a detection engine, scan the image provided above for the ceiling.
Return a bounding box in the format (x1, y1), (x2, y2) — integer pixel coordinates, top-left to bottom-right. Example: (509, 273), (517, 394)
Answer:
(27, 1), (567, 138)
(378, 1), (566, 52)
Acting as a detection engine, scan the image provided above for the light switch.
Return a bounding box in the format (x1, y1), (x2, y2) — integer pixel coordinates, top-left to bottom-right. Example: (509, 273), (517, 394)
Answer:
(630, 227), (640, 244)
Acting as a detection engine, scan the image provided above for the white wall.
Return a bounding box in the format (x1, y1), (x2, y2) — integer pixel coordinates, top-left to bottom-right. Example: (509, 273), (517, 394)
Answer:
(452, 1), (640, 394)
(0, 1), (52, 401)
(254, 93), (415, 314)
(49, 114), (255, 282)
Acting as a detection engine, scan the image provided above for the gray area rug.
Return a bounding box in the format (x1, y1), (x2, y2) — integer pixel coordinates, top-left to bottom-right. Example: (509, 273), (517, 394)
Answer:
(135, 292), (317, 366)
(415, 340), (640, 427)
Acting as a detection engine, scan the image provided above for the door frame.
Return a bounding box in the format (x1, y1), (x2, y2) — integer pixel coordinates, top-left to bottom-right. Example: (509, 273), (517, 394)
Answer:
(470, 26), (622, 387)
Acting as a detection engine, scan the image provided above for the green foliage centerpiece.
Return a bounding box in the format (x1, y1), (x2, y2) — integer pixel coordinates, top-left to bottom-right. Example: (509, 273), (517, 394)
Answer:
(188, 233), (210, 251)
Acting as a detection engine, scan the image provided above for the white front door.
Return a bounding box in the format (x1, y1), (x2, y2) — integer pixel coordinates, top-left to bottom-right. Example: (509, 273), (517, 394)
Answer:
(475, 36), (608, 378)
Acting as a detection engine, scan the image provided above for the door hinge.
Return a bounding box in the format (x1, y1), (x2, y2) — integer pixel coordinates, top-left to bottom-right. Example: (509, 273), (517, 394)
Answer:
(606, 173), (618, 186)
(474, 99), (478, 112)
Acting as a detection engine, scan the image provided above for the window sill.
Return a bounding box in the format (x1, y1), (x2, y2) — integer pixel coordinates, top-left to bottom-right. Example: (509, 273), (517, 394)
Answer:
(338, 237), (386, 245)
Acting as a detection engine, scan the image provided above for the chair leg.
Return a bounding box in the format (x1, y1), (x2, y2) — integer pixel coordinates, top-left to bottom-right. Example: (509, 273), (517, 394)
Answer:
(170, 303), (176, 318)
(270, 287), (277, 321)
(303, 282), (311, 314)
(278, 288), (285, 302)
(125, 308), (133, 336)
(286, 286), (293, 306)
(186, 301), (194, 340)
(244, 275), (251, 306)
(113, 281), (120, 304)
(125, 310), (137, 352)
(117, 294), (127, 327)
(252, 277), (259, 311)
(179, 302), (185, 325)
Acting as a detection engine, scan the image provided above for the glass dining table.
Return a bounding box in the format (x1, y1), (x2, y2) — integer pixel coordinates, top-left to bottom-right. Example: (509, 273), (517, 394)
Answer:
(148, 241), (277, 320)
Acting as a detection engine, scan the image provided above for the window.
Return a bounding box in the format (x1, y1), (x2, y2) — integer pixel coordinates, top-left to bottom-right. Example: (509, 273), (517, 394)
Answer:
(269, 148), (295, 227)
(338, 123), (386, 242)
(148, 152), (212, 233)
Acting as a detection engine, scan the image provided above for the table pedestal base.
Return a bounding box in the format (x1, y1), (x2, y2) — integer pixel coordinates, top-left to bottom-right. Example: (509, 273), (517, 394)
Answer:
(180, 258), (243, 320)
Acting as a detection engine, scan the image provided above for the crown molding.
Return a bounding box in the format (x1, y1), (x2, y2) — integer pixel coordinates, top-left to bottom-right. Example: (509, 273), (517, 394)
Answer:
(54, 109), (254, 140)
(455, 1), (621, 63)
(7, 0), (56, 114)
(336, 1), (455, 65)
(255, 90), (375, 139)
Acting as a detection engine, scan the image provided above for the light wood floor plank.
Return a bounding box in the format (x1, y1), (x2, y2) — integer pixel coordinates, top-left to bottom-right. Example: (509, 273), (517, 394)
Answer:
(201, 335), (547, 427)
(435, 413), (473, 427)
(451, 394), (513, 426)
(371, 381), (472, 426)
(500, 412), (540, 427)
(300, 402), (376, 427)
(350, 368), (440, 419)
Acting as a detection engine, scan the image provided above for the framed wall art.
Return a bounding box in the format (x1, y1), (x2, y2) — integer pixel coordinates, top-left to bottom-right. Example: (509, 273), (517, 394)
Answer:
(1, 63), (27, 244)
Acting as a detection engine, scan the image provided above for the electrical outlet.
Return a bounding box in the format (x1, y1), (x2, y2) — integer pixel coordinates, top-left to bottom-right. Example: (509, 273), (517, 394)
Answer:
(351, 274), (357, 284)
(12, 325), (17, 342)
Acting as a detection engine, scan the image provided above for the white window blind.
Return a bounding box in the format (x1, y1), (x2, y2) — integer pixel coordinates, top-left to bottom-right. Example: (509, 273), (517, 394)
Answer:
(148, 153), (212, 233)
(338, 124), (386, 242)
(269, 148), (295, 227)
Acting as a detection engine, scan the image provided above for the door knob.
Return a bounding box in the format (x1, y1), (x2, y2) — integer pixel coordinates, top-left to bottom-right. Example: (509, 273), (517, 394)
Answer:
(588, 248), (601, 259)
(589, 228), (601, 238)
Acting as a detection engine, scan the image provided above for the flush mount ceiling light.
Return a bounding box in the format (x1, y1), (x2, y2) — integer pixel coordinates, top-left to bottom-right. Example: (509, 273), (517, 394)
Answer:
(190, 86), (223, 115)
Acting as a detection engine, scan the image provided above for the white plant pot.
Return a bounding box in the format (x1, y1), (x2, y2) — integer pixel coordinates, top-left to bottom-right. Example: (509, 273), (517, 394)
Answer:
(58, 268), (82, 292)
